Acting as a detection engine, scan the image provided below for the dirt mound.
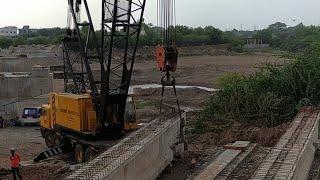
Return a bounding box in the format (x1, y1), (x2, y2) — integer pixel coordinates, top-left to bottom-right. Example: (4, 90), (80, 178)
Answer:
(188, 122), (290, 148)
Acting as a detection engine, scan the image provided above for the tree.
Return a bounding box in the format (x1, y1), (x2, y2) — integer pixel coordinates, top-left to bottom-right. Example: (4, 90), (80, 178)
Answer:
(204, 26), (223, 44)
(0, 37), (12, 48)
(175, 25), (193, 35)
(12, 36), (27, 46)
(194, 27), (205, 35)
(254, 29), (272, 43)
(268, 22), (287, 31)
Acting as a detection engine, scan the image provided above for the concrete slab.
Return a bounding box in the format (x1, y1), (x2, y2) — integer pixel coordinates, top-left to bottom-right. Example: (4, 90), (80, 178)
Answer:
(193, 141), (251, 180)
(223, 141), (251, 151)
(216, 143), (257, 180)
(194, 149), (242, 180)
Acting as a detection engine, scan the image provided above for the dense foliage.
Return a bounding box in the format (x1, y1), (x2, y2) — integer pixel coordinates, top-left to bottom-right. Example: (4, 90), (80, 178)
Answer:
(0, 23), (239, 49)
(254, 22), (320, 53)
(139, 23), (236, 46)
(0, 28), (64, 48)
(196, 47), (320, 133)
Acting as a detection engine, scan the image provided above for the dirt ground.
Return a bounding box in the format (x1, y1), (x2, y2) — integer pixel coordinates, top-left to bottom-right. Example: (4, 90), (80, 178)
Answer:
(59, 54), (282, 93)
(0, 127), (46, 169)
(132, 54), (282, 87)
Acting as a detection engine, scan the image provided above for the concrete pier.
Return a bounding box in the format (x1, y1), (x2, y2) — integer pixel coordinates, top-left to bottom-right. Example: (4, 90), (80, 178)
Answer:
(31, 65), (53, 96)
(0, 72), (32, 99)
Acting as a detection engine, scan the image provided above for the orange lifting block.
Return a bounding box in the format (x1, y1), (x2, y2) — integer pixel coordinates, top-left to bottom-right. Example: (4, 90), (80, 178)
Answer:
(156, 46), (178, 72)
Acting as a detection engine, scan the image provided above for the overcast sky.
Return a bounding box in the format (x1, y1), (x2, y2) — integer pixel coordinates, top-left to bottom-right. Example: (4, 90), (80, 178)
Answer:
(0, 0), (320, 30)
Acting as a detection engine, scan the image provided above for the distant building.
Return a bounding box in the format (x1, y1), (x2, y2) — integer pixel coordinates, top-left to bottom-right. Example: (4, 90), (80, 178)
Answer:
(18, 25), (38, 35)
(18, 25), (30, 35)
(0, 26), (18, 37)
(244, 38), (269, 49)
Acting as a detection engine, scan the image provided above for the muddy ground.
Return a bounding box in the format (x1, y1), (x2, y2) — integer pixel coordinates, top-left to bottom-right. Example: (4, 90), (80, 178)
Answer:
(0, 127), (46, 168)
(53, 54), (283, 92)
(0, 53), (285, 179)
(133, 54), (282, 87)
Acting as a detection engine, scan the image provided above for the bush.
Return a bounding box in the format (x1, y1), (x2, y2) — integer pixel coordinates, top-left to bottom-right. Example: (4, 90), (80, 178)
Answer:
(0, 37), (12, 48)
(228, 40), (244, 53)
(196, 48), (320, 133)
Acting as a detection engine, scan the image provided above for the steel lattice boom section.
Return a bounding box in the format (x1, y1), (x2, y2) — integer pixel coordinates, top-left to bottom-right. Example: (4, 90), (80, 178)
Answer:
(99, 0), (146, 128)
(63, 0), (146, 129)
(64, 0), (101, 111)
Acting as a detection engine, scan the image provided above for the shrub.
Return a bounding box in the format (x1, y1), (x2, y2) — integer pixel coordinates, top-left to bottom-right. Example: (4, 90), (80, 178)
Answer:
(228, 40), (244, 53)
(196, 49), (320, 133)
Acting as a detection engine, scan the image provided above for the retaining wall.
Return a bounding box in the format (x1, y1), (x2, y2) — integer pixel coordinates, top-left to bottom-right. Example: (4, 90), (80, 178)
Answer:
(0, 73), (32, 99)
(251, 107), (319, 180)
(0, 57), (59, 72)
(67, 115), (183, 180)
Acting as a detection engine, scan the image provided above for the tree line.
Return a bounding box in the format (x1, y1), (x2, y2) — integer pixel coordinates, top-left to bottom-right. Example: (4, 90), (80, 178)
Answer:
(1, 22), (320, 53)
(0, 28), (65, 49)
(254, 22), (320, 53)
(0, 23), (239, 49)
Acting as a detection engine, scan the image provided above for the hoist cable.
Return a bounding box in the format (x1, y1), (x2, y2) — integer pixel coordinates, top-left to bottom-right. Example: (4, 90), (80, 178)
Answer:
(156, 0), (176, 47)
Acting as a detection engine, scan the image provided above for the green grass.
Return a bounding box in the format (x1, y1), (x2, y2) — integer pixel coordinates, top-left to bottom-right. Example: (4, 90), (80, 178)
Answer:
(136, 100), (159, 109)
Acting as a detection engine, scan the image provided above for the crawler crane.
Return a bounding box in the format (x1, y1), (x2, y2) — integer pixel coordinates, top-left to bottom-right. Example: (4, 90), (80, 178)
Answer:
(38, 0), (181, 163)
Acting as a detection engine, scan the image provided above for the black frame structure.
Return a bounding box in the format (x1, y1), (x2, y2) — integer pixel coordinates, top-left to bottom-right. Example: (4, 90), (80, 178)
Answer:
(63, 0), (146, 131)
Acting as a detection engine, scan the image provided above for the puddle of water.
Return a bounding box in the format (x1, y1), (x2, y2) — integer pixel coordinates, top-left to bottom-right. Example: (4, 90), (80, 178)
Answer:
(129, 84), (218, 94)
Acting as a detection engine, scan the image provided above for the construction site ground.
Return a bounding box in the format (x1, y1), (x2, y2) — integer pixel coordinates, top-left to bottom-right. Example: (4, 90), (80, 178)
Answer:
(0, 53), (291, 179)
(130, 54), (282, 87)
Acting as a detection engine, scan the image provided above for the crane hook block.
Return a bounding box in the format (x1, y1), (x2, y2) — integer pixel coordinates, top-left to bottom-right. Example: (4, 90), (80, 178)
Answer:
(156, 46), (178, 72)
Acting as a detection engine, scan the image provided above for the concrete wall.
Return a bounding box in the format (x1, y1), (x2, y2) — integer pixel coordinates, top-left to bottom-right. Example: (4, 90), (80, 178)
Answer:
(0, 45), (62, 59)
(31, 66), (50, 77)
(292, 113), (319, 180)
(0, 73), (33, 118)
(67, 116), (183, 180)
(251, 108), (319, 180)
(107, 118), (181, 180)
(0, 57), (59, 72)
(31, 66), (53, 96)
(31, 77), (53, 97)
(0, 66), (54, 100)
(0, 73), (32, 99)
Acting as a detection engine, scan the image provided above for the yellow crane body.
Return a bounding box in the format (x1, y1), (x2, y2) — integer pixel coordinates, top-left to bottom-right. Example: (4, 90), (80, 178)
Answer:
(41, 93), (97, 133)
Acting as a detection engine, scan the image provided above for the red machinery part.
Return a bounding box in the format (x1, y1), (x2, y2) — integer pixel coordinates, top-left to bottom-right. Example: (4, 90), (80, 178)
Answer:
(156, 46), (178, 72)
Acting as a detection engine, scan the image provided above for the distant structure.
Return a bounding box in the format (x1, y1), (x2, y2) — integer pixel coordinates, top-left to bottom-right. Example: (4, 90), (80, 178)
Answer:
(0, 26), (18, 37)
(0, 72), (32, 100)
(18, 25), (30, 35)
(18, 25), (38, 35)
(244, 37), (269, 49)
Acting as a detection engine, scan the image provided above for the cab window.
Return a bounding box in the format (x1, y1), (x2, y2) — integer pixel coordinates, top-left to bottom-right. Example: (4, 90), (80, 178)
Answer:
(23, 108), (38, 118)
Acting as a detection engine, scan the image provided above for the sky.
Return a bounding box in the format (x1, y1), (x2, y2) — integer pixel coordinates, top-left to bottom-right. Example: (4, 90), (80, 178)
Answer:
(0, 0), (320, 31)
